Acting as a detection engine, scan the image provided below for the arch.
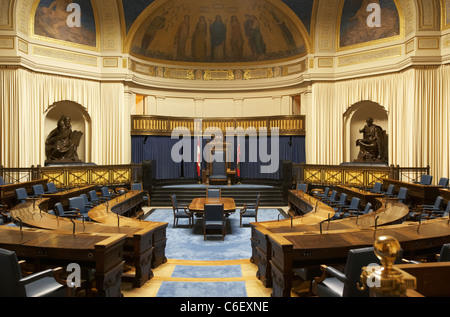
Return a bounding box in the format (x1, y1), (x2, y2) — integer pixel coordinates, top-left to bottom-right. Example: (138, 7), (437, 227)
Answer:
(44, 101), (92, 164)
(337, 0), (405, 51)
(123, 0), (311, 65)
(343, 101), (388, 163)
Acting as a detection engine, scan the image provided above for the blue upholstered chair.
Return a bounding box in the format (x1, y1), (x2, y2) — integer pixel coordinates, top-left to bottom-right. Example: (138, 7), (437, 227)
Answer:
(323, 190), (338, 205)
(330, 193), (347, 209)
(79, 194), (94, 211)
(0, 204), (9, 225)
(15, 188), (30, 204)
(396, 187), (408, 204)
(171, 194), (193, 228)
(46, 182), (60, 194)
(209, 151), (227, 184)
(32, 184), (48, 197)
(0, 176), (7, 186)
(312, 247), (402, 297)
(100, 187), (116, 200)
(316, 187), (330, 200)
(0, 248), (67, 297)
(131, 182), (150, 206)
(68, 197), (90, 221)
(203, 204), (226, 241)
(206, 188), (221, 198)
(408, 196), (444, 221)
(414, 174), (433, 185)
(334, 197), (361, 219)
(438, 177), (449, 188)
(438, 243), (450, 262)
(88, 190), (109, 206)
(240, 194), (261, 227)
(368, 182), (382, 194)
(296, 182), (308, 192)
(48, 202), (80, 219)
(383, 184), (395, 197)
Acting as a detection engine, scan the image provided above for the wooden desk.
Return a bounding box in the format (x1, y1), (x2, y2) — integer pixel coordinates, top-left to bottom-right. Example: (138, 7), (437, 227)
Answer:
(10, 198), (156, 288)
(383, 178), (442, 205)
(88, 190), (168, 268)
(336, 185), (383, 208)
(268, 217), (450, 297)
(0, 179), (48, 207)
(42, 185), (96, 210)
(395, 262), (450, 297)
(189, 197), (236, 214)
(251, 192), (408, 288)
(0, 226), (126, 297)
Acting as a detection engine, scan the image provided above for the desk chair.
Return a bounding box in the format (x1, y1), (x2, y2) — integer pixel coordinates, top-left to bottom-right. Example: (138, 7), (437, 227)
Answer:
(315, 187), (330, 200)
(0, 176), (6, 185)
(408, 196), (443, 221)
(15, 188), (30, 204)
(334, 197), (360, 219)
(323, 190), (338, 205)
(240, 193), (261, 227)
(0, 204), (10, 225)
(296, 182), (308, 193)
(170, 194), (193, 228)
(368, 182), (382, 194)
(396, 187), (408, 204)
(438, 177), (449, 188)
(203, 204), (226, 241)
(206, 188), (221, 198)
(68, 197), (90, 221)
(88, 190), (108, 206)
(131, 183), (150, 206)
(0, 248), (68, 297)
(32, 184), (48, 197)
(46, 182), (61, 194)
(414, 174), (433, 185)
(330, 193), (347, 209)
(48, 202), (81, 219)
(312, 247), (402, 297)
(79, 194), (94, 211)
(100, 187), (116, 200)
(383, 184), (395, 197)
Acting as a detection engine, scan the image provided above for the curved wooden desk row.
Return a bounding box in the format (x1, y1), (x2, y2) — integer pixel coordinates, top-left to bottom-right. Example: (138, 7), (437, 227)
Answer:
(249, 189), (428, 296)
(268, 216), (450, 297)
(9, 191), (168, 290)
(0, 225), (126, 297)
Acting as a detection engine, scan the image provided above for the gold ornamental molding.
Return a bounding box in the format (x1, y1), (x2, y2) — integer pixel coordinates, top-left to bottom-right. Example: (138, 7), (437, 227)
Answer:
(131, 115), (305, 136)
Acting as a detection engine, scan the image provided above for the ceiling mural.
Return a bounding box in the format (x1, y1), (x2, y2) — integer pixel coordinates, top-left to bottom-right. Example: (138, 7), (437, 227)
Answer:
(33, 0), (97, 47)
(339, 0), (401, 49)
(128, 0), (309, 63)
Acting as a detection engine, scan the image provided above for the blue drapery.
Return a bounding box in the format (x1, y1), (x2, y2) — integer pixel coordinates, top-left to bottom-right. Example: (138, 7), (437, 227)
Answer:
(131, 135), (305, 180)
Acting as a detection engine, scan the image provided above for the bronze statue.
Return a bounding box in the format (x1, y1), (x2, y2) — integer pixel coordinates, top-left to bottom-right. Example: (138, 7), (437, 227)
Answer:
(45, 115), (83, 164)
(356, 117), (387, 163)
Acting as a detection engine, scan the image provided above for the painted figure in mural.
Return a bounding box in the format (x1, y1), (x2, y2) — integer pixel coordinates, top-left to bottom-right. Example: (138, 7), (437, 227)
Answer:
(244, 14), (266, 59)
(191, 16), (208, 61)
(45, 115), (82, 163)
(209, 15), (227, 62)
(229, 15), (244, 60)
(271, 11), (296, 50)
(356, 117), (386, 162)
(174, 15), (190, 59)
(140, 11), (168, 55)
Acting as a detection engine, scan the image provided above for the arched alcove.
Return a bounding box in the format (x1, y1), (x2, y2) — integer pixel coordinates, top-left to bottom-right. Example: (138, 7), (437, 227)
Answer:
(343, 101), (388, 163)
(44, 101), (92, 164)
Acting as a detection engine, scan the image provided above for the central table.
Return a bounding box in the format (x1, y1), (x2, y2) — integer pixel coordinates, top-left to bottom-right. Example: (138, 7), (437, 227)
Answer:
(188, 197), (236, 215)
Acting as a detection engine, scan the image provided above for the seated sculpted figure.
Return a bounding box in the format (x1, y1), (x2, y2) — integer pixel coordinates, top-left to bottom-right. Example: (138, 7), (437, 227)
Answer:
(356, 117), (386, 162)
(45, 115), (82, 163)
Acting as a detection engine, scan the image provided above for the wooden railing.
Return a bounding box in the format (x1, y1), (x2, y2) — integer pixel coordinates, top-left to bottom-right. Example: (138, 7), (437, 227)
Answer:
(131, 115), (305, 136)
(0, 164), (143, 189)
(293, 163), (430, 188)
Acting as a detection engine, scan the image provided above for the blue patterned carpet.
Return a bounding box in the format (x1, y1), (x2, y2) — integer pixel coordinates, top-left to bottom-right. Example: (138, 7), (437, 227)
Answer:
(144, 208), (285, 261)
